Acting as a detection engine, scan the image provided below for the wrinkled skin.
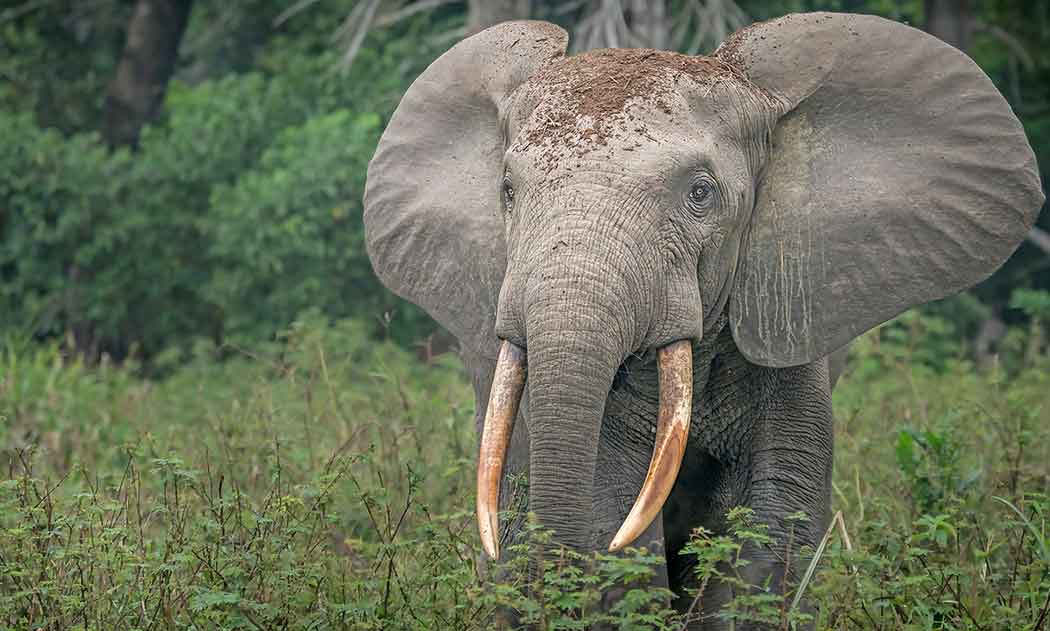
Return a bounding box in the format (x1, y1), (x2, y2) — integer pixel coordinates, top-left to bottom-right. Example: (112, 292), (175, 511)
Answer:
(364, 13), (1042, 630)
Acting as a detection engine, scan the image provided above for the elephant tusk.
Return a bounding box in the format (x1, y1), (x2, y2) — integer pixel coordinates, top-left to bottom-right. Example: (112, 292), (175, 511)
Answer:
(609, 339), (693, 552)
(477, 340), (527, 560)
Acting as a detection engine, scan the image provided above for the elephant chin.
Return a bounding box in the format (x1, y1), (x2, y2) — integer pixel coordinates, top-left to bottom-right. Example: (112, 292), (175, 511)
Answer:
(475, 339), (694, 560)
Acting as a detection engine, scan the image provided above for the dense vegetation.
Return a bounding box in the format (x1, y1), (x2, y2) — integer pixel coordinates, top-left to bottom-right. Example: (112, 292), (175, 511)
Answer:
(2, 311), (1049, 629)
(2, 1), (1049, 629)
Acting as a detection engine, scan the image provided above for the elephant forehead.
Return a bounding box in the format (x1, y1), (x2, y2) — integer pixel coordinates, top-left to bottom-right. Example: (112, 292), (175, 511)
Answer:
(523, 48), (744, 115)
(509, 49), (763, 172)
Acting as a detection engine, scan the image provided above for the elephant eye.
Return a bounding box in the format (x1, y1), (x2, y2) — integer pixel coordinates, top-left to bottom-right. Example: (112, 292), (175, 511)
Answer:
(687, 178), (715, 212)
(502, 175), (515, 213)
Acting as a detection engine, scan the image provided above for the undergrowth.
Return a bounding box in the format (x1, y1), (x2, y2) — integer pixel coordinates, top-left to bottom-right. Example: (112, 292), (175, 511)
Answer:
(1, 310), (1048, 630)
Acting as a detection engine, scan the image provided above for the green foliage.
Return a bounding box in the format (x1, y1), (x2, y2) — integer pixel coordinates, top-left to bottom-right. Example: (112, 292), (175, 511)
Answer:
(0, 112), (131, 347)
(0, 314), (476, 628)
(820, 311), (1050, 629)
(894, 422), (980, 515)
(678, 508), (814, 629)
(0, 8), (445, 361)
(808, 495), (1050, 629)
(0, 2), (128, 134)
(1011, 288), (1050, 320)
(1, 314), (1048, 629)
(205, 110), (383, 344)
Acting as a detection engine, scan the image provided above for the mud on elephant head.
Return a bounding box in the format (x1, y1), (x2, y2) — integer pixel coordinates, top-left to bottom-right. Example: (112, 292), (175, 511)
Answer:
(363, 13), (1043, 557)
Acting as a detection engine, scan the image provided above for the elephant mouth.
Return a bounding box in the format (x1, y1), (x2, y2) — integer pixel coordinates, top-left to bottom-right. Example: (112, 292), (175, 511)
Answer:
(476, 339), (693, 560)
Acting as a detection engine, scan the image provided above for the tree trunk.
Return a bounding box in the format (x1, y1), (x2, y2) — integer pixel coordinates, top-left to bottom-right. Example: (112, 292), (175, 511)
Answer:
(102, 0), (194, 147)
(466, 0), (531, 35)
(925, 0), (971, 51)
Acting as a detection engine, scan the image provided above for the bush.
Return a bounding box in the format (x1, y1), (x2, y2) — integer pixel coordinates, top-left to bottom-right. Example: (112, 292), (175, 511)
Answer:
(1, 23), (445, 363)
(204, 110), (384, 345)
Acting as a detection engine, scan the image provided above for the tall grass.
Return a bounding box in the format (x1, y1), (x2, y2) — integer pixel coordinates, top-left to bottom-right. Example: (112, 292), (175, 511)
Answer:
(1, 310), (1048, 629)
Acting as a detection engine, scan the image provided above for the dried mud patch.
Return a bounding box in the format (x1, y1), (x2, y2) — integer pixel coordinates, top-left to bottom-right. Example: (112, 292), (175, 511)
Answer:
(512, 48), (768, 171)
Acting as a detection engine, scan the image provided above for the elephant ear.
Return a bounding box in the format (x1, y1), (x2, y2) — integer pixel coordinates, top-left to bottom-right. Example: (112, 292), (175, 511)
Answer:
(364, 21), (568, 358)
(717, 12), (1043, 367)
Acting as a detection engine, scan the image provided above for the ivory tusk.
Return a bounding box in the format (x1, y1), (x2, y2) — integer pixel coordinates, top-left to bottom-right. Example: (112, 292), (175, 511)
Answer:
(608, 339), (693, 552)
(476, 340), (527, 560)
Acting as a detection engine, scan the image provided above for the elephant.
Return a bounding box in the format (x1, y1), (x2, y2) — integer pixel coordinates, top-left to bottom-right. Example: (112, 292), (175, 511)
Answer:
(363, 11), (1043, 629)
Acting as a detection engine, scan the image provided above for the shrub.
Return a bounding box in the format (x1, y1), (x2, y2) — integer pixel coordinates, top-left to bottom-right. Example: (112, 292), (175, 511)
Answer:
(0, 24), (445, 363)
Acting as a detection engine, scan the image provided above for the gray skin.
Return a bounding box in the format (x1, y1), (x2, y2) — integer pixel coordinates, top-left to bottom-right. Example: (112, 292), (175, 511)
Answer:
(364, 12), (1042, 630)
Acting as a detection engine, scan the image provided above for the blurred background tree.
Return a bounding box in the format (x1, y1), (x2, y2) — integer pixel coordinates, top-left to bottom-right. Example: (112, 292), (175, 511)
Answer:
(1, 0), (1047, 371)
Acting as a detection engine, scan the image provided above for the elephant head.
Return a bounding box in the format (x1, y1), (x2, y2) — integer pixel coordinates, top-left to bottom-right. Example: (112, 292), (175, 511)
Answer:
(364, 14), (1042, 557)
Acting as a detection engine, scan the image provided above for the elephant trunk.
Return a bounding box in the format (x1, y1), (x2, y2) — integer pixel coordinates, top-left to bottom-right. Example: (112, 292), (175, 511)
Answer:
(525, 326), (694, 555)
(523, 293), (625, 553)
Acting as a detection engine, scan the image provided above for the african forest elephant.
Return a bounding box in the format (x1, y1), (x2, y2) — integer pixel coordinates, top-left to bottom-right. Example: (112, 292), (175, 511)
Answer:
(363, 12), (1042, 629)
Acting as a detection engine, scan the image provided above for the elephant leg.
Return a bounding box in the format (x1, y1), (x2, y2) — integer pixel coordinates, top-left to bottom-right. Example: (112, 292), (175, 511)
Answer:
(660, 446), (734, 630)
(700, 365), (834, 631)
(700, 491), (829, 630)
